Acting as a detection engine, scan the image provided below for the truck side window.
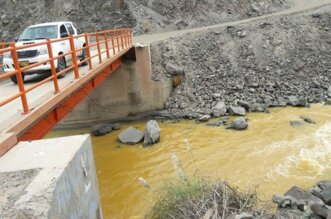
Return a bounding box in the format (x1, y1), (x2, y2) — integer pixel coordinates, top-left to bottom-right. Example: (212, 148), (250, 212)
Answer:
(65, 23), (75, 35)
(60, 25), (68, 35)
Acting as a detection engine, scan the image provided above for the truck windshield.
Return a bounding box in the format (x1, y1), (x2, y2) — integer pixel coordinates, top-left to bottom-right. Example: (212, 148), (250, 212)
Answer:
(19, 25), (58, 41)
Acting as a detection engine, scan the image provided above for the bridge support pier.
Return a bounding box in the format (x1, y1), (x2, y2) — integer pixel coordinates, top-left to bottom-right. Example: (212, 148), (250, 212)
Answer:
(60, 46), (173, 127)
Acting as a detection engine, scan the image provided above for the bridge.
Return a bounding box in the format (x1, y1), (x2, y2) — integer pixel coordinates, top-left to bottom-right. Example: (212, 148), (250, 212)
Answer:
(0, 28), (133, 156)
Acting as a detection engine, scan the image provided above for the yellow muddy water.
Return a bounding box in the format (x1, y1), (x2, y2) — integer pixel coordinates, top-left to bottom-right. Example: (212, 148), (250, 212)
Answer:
(48, 105), (331, 219)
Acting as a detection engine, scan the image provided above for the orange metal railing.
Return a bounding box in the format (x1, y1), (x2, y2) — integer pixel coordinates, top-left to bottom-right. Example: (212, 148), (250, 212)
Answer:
(0, 28), (132, 114)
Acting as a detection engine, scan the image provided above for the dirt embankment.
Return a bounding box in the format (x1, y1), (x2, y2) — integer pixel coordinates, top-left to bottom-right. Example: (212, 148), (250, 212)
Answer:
(0, 0), (288, 41)
(150, 5), (331, 118)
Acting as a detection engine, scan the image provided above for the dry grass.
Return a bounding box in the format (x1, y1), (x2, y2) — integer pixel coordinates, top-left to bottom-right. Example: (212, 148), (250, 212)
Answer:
(145, 177), (274, 219)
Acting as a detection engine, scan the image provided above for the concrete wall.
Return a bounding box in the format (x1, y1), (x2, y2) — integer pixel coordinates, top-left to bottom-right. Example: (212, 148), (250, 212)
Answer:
(0, 135), (102, 219)
(60, 46), (172, 127)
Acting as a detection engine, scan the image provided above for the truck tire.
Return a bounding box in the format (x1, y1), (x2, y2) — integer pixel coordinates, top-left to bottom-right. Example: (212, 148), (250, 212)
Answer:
(80, 47), (88, 66)
(56, 57), (66, 78)
(10, 74), (25, 84)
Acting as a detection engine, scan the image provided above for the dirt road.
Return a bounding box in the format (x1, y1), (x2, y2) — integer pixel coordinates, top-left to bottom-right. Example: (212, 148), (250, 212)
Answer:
(133, 0), (331, 44)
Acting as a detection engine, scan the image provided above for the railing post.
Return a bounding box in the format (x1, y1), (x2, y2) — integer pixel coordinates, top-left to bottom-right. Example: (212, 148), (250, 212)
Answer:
(11, 43), (29, 114)
(46, 39), (60, 93)
(120, 30), (124, 50)
(103, 31), (110, 59)
(116, 31), (120, 52)
(111, 31), (115, 56)
(95, 32), (102, 64)
(84, 33), (93, 70)
(69, 35), (80, 79)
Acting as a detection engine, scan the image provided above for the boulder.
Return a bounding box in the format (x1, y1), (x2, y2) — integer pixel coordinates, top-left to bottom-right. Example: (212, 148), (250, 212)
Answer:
(90, 124), (112, 136)
(212, 101), (227, 117)
(238, 101), (253, 112)
(226, 117), (248, 130)
(327, 86), (331, 98)
(313, 181), (331, 205)
(272, 195), (297, 208)
(288, 96), (307, 107)
(300, 116), (316, 124)
(118, 127), (144, 145)
(110, 123), (121, 130)
(310, 204), (331, 218)
(165, 62), (184, 75)
(290, 121), (304, 128)
(228, 106), (246, 116)
(284, 186), (324, 205)
(143, 120), (161, 146)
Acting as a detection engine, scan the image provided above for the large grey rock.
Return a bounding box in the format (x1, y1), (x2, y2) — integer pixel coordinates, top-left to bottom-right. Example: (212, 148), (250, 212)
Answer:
(327, 87), (331, 97)
(272, 195), (297, 208)
(288, 96), (307, 107)
(228, 106), (246, 116)
(313, 181), (331, 205)
(165, 62), (184, 75)
(118, 127), (144, 145)
(290, 121), (304, 128)
(310, 204), (331, 218)
(238, 101), (253, 112)
(226, 117), (248, 130)
(212, 101), (227, 117)
(143, 120), (161, 146)
(300, 116), (316, 124)
(90, 124), (112, 136)
(285, 186), (324, 205)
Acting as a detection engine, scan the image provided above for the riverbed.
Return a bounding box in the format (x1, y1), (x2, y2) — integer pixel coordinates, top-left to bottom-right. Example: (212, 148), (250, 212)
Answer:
(48, 104), (331, 218)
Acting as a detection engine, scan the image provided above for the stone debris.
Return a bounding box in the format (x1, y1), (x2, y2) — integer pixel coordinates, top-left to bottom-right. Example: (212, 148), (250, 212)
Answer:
(226, 117), (248, 130)
(212, 101), (227, 117)
(143, 120), (161, 146)
(290, 121), (304, 128)
(228, 106), (246, 116)
(151, 7), (331, 119)
(300, 116), (316, 124)
(273, 181), (331, 219)
(90, 124), (112, 136)
(117, 127), (144, 145)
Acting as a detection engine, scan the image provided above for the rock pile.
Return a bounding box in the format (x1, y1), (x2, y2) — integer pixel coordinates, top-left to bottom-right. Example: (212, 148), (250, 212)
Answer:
(151, 7), (331, 119)
(273, 181), (331, 218)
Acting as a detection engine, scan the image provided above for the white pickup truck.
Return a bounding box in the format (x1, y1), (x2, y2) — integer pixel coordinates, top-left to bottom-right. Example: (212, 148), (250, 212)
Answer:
(3, 21), (86, 84)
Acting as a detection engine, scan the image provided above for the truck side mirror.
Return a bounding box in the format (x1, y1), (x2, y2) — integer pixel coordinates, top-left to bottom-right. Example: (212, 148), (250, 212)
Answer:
(60, 32), (69, 38)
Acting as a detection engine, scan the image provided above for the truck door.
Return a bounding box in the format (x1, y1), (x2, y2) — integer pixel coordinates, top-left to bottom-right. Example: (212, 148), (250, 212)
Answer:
(59, 24), (71, 63)
(65, 23), (82, 57)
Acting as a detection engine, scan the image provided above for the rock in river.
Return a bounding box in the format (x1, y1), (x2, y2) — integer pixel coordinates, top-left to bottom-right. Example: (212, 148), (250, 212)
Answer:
(90, 124), (112, 136)
(226, 117), (248, 130)
(143, 120), (161, 146)
(228, 106), (246, 116)
(118, 127), (144, 145)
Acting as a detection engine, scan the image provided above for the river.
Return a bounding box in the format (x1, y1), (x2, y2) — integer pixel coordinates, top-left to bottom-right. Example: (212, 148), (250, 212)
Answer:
(48, 104), (331, 218)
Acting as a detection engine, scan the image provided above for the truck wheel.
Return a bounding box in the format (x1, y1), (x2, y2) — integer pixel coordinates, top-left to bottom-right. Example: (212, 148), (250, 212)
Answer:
(56, 57), (66, 78)
(10, 74), (25, 84)
(80, 48), (88, 66)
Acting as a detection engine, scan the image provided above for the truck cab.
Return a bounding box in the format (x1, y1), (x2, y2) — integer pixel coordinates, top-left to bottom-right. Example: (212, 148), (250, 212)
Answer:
(3, 21), (86, 83)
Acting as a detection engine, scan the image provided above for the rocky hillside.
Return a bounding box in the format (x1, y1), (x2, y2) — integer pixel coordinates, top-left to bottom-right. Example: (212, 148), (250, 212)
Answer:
(128, 0), (289, 34)
(150, 5), (331, 118)
(0, 0), (288, 41)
